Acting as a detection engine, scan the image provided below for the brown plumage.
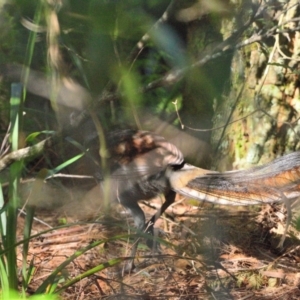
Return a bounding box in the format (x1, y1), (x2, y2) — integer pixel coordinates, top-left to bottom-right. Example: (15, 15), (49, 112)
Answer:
(101, 129), (185, 235)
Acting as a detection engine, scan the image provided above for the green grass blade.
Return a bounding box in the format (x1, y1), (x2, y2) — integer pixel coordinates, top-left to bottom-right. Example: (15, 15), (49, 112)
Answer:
(7, 83), (23, 291)
(0, 254), (9, 298)
(55, 257), (124, 293)
(47, 152), (85, 176)
(22, 169), (48, 290)
(35, 234), (129, 294)
(0, 184), (7, 246)
(22, 205), (35, 291)
(22, 1), (43, 90)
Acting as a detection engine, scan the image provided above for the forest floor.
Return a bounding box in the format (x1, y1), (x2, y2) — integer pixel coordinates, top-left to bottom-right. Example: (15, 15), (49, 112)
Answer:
(16, 190), (300, 300)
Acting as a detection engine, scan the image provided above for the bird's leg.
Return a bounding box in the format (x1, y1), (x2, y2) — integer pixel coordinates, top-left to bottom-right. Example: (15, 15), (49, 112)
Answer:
(145, 190), (176, 249)
(119, 190), (177, 272)
(118, 198), (146, 272)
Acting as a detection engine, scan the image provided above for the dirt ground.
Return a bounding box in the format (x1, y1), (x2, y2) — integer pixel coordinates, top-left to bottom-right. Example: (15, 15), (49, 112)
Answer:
(16, 190), (300, 300)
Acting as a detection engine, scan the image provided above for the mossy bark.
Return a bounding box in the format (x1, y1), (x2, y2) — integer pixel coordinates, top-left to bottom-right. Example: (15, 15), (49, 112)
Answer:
(211, 0), (300, 171)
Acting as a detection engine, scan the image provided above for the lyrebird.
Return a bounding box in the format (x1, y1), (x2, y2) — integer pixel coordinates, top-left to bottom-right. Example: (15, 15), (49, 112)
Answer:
(85, 129), (300, 250)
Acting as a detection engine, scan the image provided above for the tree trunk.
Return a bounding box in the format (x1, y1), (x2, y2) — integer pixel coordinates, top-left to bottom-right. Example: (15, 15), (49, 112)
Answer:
(212, 0), (300, 171)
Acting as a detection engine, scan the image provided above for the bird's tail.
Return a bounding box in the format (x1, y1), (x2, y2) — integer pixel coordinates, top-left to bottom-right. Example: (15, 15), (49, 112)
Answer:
(170, 152), (300, 205)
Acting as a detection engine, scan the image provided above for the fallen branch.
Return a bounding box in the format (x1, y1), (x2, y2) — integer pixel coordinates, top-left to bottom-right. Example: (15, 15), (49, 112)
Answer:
(0, 137), (55, 172)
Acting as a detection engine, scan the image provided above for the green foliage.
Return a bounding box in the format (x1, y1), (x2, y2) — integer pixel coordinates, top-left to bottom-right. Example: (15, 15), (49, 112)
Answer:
(1, 290), (57, 300)
(6, 83), (23, 291)
(25, 131), (55, 145)
(236, 271), (271, 289)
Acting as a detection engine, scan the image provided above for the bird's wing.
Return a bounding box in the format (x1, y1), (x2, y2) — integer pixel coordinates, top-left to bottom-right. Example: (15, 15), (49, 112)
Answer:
(107, 130), (184, 179)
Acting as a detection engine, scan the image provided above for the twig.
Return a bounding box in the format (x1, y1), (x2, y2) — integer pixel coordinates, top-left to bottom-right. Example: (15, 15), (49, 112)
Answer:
(18, 208), (53, 229)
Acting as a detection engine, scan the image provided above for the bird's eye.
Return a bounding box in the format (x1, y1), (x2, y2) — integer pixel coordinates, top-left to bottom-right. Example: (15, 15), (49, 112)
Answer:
(172, 161), (185, 171)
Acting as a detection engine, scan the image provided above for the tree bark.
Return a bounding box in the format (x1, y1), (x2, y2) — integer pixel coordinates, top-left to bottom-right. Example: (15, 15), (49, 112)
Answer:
(212, 0), (300, 171)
